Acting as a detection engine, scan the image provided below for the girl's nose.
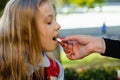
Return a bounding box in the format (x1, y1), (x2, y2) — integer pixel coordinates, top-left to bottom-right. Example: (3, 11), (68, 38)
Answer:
(55, 23), (61, 31)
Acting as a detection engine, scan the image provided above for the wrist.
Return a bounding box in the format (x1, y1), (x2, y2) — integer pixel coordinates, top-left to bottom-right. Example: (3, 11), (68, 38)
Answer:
(94, 38), (106, 54)
(101, 38), (106, 54)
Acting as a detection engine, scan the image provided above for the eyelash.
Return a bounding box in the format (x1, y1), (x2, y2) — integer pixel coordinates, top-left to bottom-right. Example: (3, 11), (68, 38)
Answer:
(47, 22), (51, 25)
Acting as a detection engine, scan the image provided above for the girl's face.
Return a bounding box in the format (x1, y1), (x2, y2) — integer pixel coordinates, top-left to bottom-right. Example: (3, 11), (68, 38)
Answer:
(36, 1), (60, 52)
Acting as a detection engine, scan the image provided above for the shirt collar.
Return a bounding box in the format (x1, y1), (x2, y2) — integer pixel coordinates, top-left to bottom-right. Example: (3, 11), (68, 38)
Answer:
(43, 53), (50, 67)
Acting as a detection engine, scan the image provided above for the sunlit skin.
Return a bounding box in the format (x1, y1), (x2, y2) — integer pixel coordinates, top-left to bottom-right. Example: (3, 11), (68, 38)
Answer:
(60, 35), (105, 60)
(36, 1), (60, 52)
(60, 40), (81, 59)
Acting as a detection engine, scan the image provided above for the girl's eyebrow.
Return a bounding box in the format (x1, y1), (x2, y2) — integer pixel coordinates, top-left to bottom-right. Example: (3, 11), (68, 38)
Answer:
(45, 13), (55, 20)
(45, 14), (53, 21)
(46, 12), (55, 18)
(46, 14), (53, 18)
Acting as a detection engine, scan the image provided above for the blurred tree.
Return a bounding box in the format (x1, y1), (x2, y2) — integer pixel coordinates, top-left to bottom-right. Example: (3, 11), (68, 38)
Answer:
(69, 0), (86, 7)
(86, 0), (95, 8)
(95, 0), (107, 12)
(0, 0), (9, 16)
(64, 0), (69, 4)
(61, 0), (106, 12)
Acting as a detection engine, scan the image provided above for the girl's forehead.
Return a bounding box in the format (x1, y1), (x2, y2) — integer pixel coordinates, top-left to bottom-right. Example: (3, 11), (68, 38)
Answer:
(37, 1), (55, 17)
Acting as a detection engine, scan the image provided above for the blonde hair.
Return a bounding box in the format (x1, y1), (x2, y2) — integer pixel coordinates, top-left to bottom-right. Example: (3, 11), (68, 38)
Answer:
(0, 0), (48, 79)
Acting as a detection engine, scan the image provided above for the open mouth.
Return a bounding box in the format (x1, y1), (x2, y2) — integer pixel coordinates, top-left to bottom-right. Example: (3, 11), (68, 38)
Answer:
(53, 37), (62, 42)
(53, 37), (56, 41)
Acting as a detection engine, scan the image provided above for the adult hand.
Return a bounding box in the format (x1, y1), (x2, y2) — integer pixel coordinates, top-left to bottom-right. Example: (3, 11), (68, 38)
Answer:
(60, 35), (105, 60)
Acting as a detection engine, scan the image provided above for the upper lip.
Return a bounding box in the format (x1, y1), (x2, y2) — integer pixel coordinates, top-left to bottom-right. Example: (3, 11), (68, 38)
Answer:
(54, 32), (59, 37)
(53, 33), (59, 40)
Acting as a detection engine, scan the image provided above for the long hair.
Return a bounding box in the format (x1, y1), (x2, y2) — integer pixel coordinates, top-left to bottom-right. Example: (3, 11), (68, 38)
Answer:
(0, 0), (47, 79)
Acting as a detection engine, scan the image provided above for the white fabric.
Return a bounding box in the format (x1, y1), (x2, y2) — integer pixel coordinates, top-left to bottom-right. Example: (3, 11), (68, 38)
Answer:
(29, 53), (64, 80)
(56, 60), (64, 80)
(43, 53), (64, 80)
(43, 54), (50, 67)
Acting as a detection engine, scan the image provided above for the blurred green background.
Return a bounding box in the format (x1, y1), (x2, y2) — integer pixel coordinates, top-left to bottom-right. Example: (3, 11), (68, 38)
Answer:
(61, 51), (120, 80)
(61, 52), (120, 70)
(55, 0), (120, 79)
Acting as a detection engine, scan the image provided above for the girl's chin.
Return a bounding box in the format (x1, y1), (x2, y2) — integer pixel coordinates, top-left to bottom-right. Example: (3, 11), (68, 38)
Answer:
(43, 41), (58, 51)
(45, 45), (57, 52)
(51, 45), (57, 51)
(46, 48), (55, 52)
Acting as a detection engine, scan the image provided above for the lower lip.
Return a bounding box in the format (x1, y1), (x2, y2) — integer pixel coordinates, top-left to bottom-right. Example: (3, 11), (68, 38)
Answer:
(56, 41), (60, 44)
(53, 40), (58, 43)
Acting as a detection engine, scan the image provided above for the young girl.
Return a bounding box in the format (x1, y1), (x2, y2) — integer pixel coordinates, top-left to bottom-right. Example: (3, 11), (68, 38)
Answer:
(0, 0), (64, 80)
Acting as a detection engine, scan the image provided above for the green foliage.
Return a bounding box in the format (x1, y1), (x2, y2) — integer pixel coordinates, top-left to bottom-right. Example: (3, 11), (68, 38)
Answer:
(64, 68), (79, 80)
(95, 0), (104, 4)
(0, 0), (9, 10)
(0, 0), (9, 16)
(69, 0), (86, 7)
(64, 67), (117, 80)
(0, 12), (2, 17)
(86, 0), (95, 8)
(63, 0), (106, 8)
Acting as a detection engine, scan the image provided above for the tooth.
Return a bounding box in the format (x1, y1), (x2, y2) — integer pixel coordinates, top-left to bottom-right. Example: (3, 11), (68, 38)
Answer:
(56, 38), (62, 42)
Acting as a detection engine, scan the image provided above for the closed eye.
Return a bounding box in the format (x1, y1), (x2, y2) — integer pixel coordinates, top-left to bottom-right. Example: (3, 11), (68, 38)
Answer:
(47, 22), (51, 25)
(46, 15), (52, 25)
